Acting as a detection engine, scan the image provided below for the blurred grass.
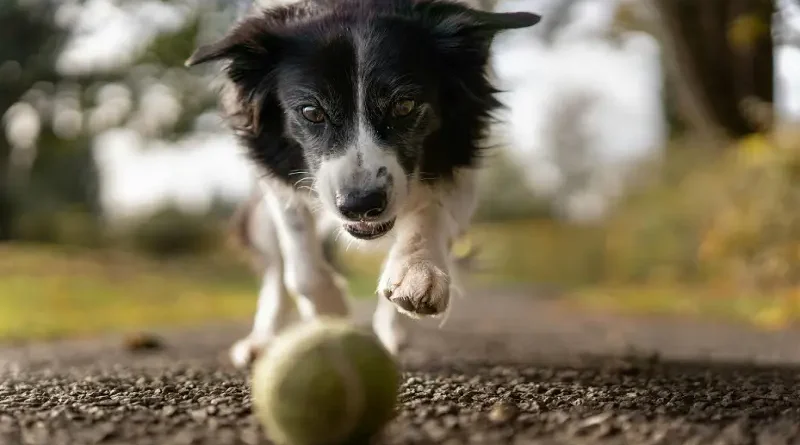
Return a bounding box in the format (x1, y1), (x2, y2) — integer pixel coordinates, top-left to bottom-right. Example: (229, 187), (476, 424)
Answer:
(2, 217), (795, 344)
(0, 213), (797, 342)
(572, 287), (800, 331)
(2, 119), (798, 342)
(0, 242), (382, 342)
(342, 218), (800, 331)
(0, 243), (257, 341)
(0, 223), (593, 342)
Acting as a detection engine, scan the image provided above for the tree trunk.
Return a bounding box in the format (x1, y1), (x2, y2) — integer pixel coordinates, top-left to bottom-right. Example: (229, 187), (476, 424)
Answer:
(653, 0), (774, 140)
(0, 138), (14, 241)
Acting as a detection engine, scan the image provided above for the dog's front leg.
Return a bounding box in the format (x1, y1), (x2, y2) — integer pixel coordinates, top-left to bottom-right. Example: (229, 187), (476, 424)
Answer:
(261, 180), (350, 321)
(229, 198), (297, 368)
(376, 170), (477, 329)
(372, 292), (408, 356)
(378, 203), (452, 318)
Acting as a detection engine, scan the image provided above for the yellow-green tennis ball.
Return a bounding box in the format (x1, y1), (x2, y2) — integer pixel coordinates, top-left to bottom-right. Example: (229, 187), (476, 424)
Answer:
(250, 319), (400, 445)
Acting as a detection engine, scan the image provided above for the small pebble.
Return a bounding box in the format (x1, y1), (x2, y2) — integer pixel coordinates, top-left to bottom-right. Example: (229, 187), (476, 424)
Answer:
(488, 401), (518, 424)
(122, 333), (164, 352)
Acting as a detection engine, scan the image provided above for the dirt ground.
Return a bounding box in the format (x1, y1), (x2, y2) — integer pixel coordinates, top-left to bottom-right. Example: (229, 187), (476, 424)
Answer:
(2, 288), (800, 445)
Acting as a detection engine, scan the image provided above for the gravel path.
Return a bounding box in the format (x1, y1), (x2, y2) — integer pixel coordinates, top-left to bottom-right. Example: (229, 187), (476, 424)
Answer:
(2, 289), (800, 445)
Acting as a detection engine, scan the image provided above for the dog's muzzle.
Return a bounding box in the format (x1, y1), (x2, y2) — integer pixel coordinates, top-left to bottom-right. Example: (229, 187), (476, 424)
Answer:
(335, 188), (395, 240)
(343, 218), (396, 240)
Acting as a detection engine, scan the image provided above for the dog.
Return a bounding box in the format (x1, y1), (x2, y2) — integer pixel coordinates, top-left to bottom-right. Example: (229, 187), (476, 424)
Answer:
(186, 0), (540, 368)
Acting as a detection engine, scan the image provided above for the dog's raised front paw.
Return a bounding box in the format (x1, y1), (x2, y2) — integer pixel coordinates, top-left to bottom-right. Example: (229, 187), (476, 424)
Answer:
(229, 336), (270, 369)
(378, 258), (450, 317)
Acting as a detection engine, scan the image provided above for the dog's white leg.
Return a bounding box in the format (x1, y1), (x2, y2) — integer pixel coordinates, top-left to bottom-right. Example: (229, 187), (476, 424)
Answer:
(229, 198), (297, 368)
(230, 266), (296, 367)
(261, 180), (350, 321)
(377, 202), (452, 317)
(372, 294), (408, 356)
(377, 169), (478, 320)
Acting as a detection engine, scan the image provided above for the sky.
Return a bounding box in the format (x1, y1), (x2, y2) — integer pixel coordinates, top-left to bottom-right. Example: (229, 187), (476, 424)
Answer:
(490, 0), (667, 221)
(11, 0), (800, 224)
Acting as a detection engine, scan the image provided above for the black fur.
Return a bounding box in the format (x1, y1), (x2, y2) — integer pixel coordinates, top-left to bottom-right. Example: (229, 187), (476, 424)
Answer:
(187, 0), (540, 186)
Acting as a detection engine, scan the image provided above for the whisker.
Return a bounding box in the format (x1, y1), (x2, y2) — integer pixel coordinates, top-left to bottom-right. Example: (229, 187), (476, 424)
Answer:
(293, 177), (313, 188)
(437, 299), (454, 329)
(333, 227), (347, 245)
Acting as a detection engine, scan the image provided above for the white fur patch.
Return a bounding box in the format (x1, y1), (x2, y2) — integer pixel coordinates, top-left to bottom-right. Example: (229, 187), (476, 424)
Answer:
(229, 179), (351, 368)
(377, 169), (477, 317)
(231, 168), (477, 366)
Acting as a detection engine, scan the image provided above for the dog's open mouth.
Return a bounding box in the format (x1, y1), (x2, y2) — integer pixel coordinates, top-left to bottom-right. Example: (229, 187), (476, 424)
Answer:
(343, 218), (396, 240)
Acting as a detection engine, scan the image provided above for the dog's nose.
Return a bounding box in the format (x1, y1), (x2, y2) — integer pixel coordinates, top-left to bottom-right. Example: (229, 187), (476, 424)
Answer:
(335, 188), (387, 220)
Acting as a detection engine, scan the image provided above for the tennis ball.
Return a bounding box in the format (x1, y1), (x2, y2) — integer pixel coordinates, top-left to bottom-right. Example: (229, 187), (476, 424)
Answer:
(250, 319), (400, 445)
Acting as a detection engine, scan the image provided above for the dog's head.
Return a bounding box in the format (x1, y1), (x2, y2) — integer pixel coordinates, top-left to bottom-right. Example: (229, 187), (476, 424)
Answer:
(187, 0), (539, 240)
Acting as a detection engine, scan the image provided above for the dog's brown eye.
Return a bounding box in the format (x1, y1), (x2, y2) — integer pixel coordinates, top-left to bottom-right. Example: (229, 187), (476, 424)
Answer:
(301, 105), (325, 123)
(392, 99), (416, 117)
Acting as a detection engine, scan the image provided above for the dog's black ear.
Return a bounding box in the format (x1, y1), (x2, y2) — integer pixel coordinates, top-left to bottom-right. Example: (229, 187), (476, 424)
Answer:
(466, 10), (541, 33)
(185, 38), (239, 67)
(415, 1), (540, 38)
(185, 17), (275, 68)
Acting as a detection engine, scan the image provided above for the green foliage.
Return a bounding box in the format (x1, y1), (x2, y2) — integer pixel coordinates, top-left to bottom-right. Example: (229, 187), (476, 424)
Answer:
(602, 126), (799, 298)
(133, 13), (220, 139)
(0, 0), (70, 240)
(2, 0), (230, 241)
(696, 129), (800, 294)
(474, 152), (554, 222)
(119, 206), (225, 259)
(14, 209), (104, 247)
(138, 15), (202, 67)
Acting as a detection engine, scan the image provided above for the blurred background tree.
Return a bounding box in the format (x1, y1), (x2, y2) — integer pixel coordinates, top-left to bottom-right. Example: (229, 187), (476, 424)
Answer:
(618, 0), (775, 140)
(0, 0), (243, 248)
(0, 0), (72, 240)
(657, 0), (774, 139)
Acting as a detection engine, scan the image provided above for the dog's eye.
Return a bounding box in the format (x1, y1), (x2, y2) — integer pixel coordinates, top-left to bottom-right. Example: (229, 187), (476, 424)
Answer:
(301, 105), (325, 123)
(392, 99), (416, 118)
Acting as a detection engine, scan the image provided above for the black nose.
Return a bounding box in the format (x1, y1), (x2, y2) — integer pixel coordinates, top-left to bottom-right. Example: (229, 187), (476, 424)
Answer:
(335, 189), (387, 220)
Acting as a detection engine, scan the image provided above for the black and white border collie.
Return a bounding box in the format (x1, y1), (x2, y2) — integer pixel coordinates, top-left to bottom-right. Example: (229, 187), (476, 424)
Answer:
(186, 0), (540, 367)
